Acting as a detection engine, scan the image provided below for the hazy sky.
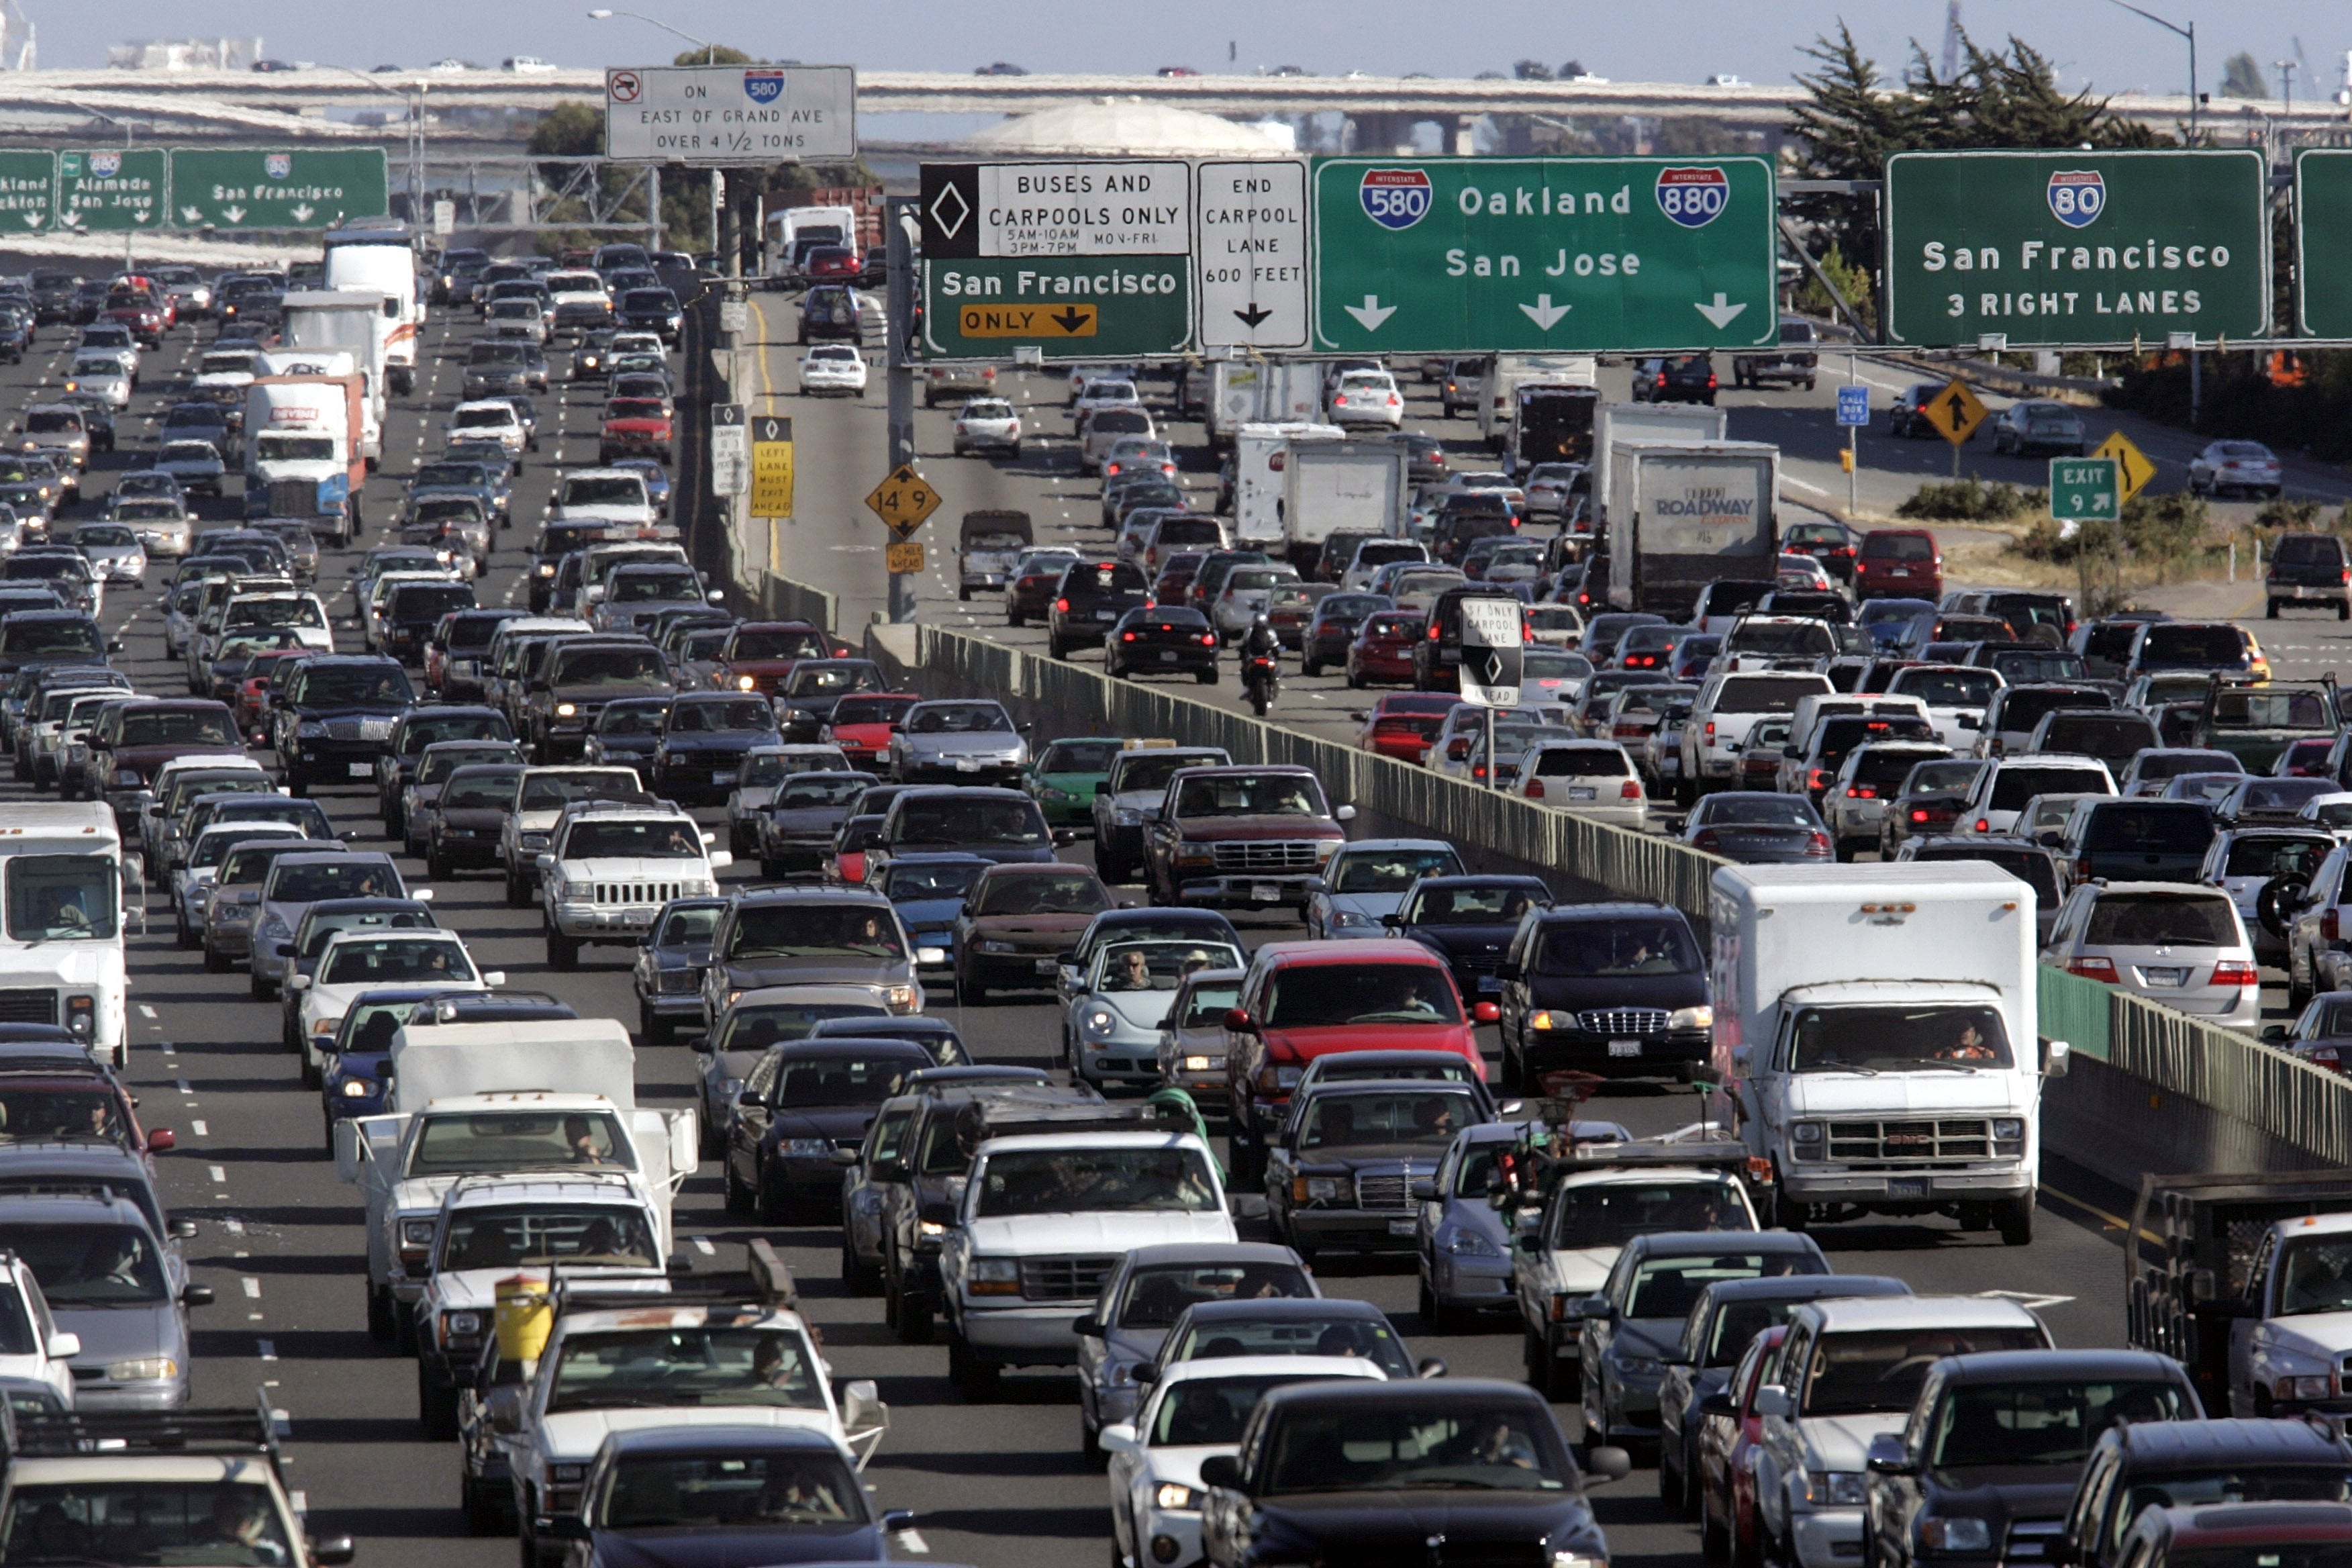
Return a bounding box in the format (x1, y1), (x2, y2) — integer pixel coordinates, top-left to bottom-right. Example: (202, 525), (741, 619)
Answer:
(41, 0), (2352, 99)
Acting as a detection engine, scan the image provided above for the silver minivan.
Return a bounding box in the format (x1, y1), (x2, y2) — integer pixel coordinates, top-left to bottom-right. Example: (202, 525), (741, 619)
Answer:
(2041, 881), (2261, 1028)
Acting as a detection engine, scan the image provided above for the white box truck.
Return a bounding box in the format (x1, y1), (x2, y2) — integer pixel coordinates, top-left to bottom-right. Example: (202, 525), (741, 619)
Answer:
(278, 290), (389, 463)
(1280, 440), (1408, 570)
(322, 241), (419, 395)
(1592, 401), (1728, 528)
(258, 347), (378, 471)
(332, 1018), (697, 1340)
(1604, 440), (1779, 622)
(1208, 360), (1327, 448)
(1231, 421), (1342, 547)
(0, 801), (128, 1067)
(1709, 861), (2070, 1245)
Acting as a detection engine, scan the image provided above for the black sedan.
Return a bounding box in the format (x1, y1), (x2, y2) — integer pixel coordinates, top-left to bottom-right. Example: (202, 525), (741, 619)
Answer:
(1389, 874), (1552, 1004)
(727, 1037), (935, 1222)
(1680, 792), (1833, 863)
(1104, 605), (1219, 683)
(1046, 558), (1150, 660)
(581, 695), (671, 770)
(1300, 592), (1392, 677)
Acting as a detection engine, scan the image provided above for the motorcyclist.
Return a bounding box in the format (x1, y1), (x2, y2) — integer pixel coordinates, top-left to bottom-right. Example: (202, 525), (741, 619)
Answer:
(1240, 614), (1281, 668)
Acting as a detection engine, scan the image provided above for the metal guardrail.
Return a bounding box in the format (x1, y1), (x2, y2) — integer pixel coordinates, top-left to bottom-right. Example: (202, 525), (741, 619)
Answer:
(2037, 967), (2114, 1063)
(2108, 987), (2352, 1167)
(762, 573), (838, 635)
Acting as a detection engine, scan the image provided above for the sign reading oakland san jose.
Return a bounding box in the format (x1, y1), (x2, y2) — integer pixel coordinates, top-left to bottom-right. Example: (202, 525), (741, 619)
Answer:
(603, 64), (856, 164)
(1882, 150), (2269, 347)
(1310, 156), (1779, 354)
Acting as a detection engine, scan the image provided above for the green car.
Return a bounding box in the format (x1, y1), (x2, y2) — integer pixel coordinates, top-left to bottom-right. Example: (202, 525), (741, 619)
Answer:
(1025, 737), (1124, 831)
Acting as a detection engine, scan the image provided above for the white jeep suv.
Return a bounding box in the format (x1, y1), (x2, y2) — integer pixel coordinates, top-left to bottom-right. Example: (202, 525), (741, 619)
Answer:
(538, 799), (728, 970)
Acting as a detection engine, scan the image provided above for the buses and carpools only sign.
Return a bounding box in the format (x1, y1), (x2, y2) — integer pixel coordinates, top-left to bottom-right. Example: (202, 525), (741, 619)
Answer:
(1881, 148), (2269, 347)
(603, 64), (856, 164)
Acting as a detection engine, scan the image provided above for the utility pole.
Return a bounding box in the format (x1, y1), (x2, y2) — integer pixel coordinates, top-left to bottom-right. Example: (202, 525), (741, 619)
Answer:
(886, 195), (916, 624)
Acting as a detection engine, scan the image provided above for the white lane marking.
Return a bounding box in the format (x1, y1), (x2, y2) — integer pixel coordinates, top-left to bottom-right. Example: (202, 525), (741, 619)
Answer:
(691, 1235), (716, 1255)
(191, 1119), (207, 1136)
(222, 1218), (244, 1235)
(257, 1339), (277, 1361)
(1783, 476), (1834, 498)
(240, 1276), (260, 1298)
(207, 1165), (226, 1183)
(137, 1004), (156, 1020)
(177, 1080), (191, 1094)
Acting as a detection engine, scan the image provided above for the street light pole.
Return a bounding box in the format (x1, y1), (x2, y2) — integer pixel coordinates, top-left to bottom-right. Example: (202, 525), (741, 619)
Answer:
(72, 105), (136, 271)
(2102, 0), (2198, 141)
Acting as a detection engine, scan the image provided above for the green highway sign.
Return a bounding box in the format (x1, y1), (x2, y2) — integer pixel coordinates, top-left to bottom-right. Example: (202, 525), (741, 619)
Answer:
(1309, 156), (1779, 354)
(2050, 456), (2120, 524)
(918, 161), (1193, 359)
(168, 148), (387, 230)
(1883, 150), (2269, 348)
(55, 148), (165, 232)
(0, 152), (54, 232)
(2294, 150), (2352, 338)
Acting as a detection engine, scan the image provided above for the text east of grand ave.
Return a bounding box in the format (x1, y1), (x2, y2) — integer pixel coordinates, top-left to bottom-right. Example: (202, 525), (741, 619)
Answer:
(1912, 236), (2237, 317)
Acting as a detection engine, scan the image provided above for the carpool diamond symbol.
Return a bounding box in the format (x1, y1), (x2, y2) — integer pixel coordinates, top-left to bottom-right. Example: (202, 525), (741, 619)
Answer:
(929, 181), (969, 241)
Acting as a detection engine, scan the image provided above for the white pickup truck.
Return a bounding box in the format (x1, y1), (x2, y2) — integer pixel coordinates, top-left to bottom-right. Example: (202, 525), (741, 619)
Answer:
(332, 1019), (696, 1344)
(938, 1130), (1234, 1399)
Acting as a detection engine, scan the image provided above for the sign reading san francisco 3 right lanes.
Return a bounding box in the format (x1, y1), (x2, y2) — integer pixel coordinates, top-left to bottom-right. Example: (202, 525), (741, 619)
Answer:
(1310, 156), (1780, 355)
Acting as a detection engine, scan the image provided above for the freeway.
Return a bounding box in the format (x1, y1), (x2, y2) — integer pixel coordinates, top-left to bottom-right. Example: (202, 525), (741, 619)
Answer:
(8, 289), (2144, 1568)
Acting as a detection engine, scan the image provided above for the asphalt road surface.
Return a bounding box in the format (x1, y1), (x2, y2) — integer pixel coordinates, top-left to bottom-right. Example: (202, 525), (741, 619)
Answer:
(43, 299), (2152, 1568)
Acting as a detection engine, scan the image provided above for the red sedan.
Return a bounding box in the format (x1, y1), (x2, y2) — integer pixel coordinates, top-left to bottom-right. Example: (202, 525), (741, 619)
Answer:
(822, 691), (919, 770)
(1354, 692), (1463, 765)
(1698, 1324), (1786, 1568)
(1346, 610), (1426, 687)
(1005, 550), (1080, 627)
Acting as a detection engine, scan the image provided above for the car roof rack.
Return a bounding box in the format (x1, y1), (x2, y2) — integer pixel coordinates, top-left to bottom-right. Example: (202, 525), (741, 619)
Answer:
(15, 1388), (273, 1465)
(551, 1238), (799, 1318)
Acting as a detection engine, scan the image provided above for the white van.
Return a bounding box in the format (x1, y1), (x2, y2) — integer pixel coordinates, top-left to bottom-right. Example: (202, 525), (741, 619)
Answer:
(0, 801), (128, 1065)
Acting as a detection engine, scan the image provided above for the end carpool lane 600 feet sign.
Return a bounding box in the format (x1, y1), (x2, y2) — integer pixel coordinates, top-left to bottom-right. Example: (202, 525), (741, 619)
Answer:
(920, 161), (1193, 360)
(1310, 156), (1779, 354)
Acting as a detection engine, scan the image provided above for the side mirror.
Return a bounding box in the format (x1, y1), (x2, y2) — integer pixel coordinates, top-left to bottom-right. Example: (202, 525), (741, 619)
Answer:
(1223, 1007), (1259, 1033)
(181, 1283), (215, 1308)
(275, 942), (296, 957)
(1073, 1315), (1104, 1336)
(1752, 1384), (1794, 1420)
(107, 639), (123, 654)
(1698, 1390), (1735, 1417)
(707, 589), (726, 603)
(2044, 1038), (2071, 1078)
(1334, 804), (1357, 822)
(1473, 1001), (1500, 1024)
(484, 971), (505, 987)
(830, 1146), (858, 1166)
(1575, 1293), (1610, 1320)
(486, 1385), (526, 1433)
(841, 1378), (887, 1435)
(44, 1331), (78, 1360)
(1585, 1445), (1633, 1484)
(880, 1510), (916, 1536)
(410, 888), (435, 902)
(737, 1089), (762, 1108)
(1496, 961), (1522, 982)
(146, 1128), (175, 1153)
(1866, 1433), (1914, 1475)
(1198, 1454), (1242, 1491)
(1099, 1422), (1139, 1455)
(1728, 1044), (1751, 1070)
(2263, 1024), (2290, 1043)
(1516, 1232), (1542, 1253)
(542, 1518), (589, 1542)
(708, 850), (734, 869)
(1408, 1176), (1436, 1200)
(1301, 876), (1327, 896)
(168, 1217), (198, 1240)
(309, 1538), (356, 1567)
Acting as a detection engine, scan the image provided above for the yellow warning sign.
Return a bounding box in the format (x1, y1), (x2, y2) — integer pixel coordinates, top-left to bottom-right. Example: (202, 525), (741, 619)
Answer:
(864, 463), (942, 542)
(957, 303), (1098, 339)
(886, 541), (926, 575)
(2094, 429), (2156, 503)
(1921, 379), (1988, 446)
(749, 415), (793, 519)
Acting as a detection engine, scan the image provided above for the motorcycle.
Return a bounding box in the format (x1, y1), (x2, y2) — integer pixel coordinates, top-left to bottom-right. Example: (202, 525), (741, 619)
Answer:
(1243, 653), (1280, 718)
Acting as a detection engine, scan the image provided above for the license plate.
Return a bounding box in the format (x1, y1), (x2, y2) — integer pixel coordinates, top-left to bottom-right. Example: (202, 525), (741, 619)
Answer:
(1095, 610), (1115, 620)
(955, 758), (982, 772)
(1569, 786), (1598, 800)
(1251, 881), (1280, 903)
(346, 763), (372, 778)
(1387, 1219), (1417, 1237)
(712, 769), (736, 785)
(1608, 1039), (1640, 1058)
(1477, 975), (1500, 992)
(1888, 1177), (1930, 1199)
(2143, 966), (2190, 986)
(1160, 650), (1178, 663)
(1034, 957), (1057, 975)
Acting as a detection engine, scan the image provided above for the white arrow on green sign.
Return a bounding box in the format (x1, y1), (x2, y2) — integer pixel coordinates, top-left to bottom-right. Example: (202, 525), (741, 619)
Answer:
(2049, 456), (2120, 523)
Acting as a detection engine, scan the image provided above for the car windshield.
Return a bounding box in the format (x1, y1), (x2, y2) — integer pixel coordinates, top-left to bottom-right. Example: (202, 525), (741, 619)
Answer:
(1404, 884), (1542, 926)
(2084, 893), (2239, 946)
(1727, 622), (1836, 656)
(269, 861), (399, 902)
(727, 627), (828, 661)
(1261, 1405), (1571, 1494)
(442, 771), (524, 811)
(520, 772), (643, 812)
(1040, 739), (1122, 773)
(321, 937), (476, 985)
(592, 1449), (859, 1530)
(565, 820), (705, 859)
(227, 597), (326, 629)
(0, 621), (98, 656)
(299, 909), (434, 956)
(254, 433), (335, 462)
(892, 798), (1046, 847)
(907, 702), (1012, 735)
(1118, 1263), (1314, 1330)
(2140, 625), (2245, 665)
(1923, 1378), (2189, 1470)
(1263, 964), (1461, 1027)
(547, 1324), (826, 1415)
(440, 1205), (656, 1271)
(768, 774), (865, 812)
(772, 1053), (908, 1108)
(1891, 667), (2001, 705)
(2226, 836), (2331, 879)
(973, 872), (1108, 916)
(1175, 773), (1326, 818)
(408, 1110), (630, 1174)
(670, 698), (774, 734)
(611, 569), (700, 603)
(0, 1222), (166, 1304)
(975, 1145), (1220, 1216)
(1300, 1089), (1479, 1149)
(116, 708), (236, 747)
(1331, 848), (1459, 895)
(1533, 918), (1699, 976)
(6, 854), (118, 941)
(786, 664), (880, 697)
(725, 903), (903, 960)
(714, 1002), (883, 1051)
(1552, 1181), (1749, 1248)
(1990, 767), (2109, 812)
(1790, 1003), (2015, 1071)
(1801, 1326), (2052, 1415)
(881, 863), (983, 905)
(297, 666), (415, 707)
(1151, 1372), (1346, 1447)
(0, 1482), (293, 1567)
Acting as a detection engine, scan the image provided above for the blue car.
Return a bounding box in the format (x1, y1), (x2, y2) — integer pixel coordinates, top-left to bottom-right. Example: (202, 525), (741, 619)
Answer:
(610, 456), (671, 516)
(1857, 597), (1939, 653)
(1303, 838), (1465, 941)
(877, 851), (993, 973)
(315, 984), (479, 1139)
(1414, 1119), (1630, 1332)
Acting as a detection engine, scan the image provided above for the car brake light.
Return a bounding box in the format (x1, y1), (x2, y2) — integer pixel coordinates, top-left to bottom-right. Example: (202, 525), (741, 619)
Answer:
(1804, 831), (1832, 856)
(1845, 785), (1875, 799)
(1808, 769), (1828, 790)
(1620, 779), (1642, 799)
(2068, 957), (2120, 983)
(1521, 777), (1546, 799)
(2326, 910), (2340, 944)
(1655, 373), (1667, 387)
(1908, 808), (1930, 823)
(1199, 634), (1216, 646)
(1974, 818), (1991, 832)
(1121, 632), (1135, 642)
(1704, 721), (1716, 742)
(1708, 373), (1719, 389)
(1055, 598), (1069, 613)
(2212, 961), (2260, 988)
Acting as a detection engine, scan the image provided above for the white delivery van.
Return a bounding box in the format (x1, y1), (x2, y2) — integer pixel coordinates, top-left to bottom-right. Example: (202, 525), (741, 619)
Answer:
(278, 290), (391, 460)
(0, 801), (128, 1066)
(1710, 861), (2068, 1245)
(1231, 422), (1342, 546)
(322, 243), (419, 394)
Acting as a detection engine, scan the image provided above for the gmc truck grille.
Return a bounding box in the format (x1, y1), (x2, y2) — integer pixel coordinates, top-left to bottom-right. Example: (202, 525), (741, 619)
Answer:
(1826, 1119), (1993, 1163)
(0, 989), (57, 1025)
(1577, 1008), (1669, 1036)
(1019, 1254), (1120, 1302)
(1353, 1173), (1412, 1211)
(591, 881), (687, 906)
(1210, 840), (1320, 871)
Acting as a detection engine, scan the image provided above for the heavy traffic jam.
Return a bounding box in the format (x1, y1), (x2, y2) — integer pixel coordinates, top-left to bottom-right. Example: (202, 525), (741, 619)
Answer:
(0, 195), (2333, 1568)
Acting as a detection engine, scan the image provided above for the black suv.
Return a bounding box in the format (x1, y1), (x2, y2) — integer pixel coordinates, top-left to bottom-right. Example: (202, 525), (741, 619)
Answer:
(1496, 902), (1711, 1087)
(271, 656), (417, 797)
(2053, 1416), (2352, 1568)
(1047, 558), (1150, 660)
(1633, 354), (1718, 405)
(2267, 531), (2352, 620)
